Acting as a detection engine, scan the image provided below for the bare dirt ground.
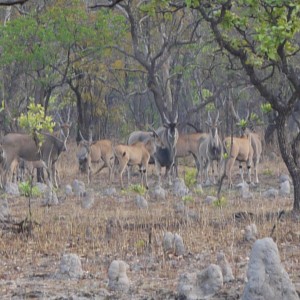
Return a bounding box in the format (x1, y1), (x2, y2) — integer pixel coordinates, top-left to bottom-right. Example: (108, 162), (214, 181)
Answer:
(0, 142), (299, 299)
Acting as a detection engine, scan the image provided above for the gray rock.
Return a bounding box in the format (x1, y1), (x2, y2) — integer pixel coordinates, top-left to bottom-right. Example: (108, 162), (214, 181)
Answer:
(174, 233), (185, 256)
(237, 182), (253, 199)
(242, 237), (299, 300)
(163, 232), (175, 254)
(34, 182), (48, 194)
(173, 178), (189, 197)
(103, 187), (117, 196)
(262, 188), (279, 199)
(244, 223), (258, 242)
(279, 174), (290, 183)
(178, 264), (223, 300)
(279, 180), (291, 196)
(205, 195), (217, 205)
(81, 188), (94, 209)
(4, 182), (19, 196)
(59, 253), (83, 279)
(151, 185), (166, 201)
(217, 252), (234, 283)
(72, 179), (85, 196)
(43, 187), (59, 206)
(135, 195), (148, 209)
(108, 260), (130, 292)
(65, 184), (73, 196)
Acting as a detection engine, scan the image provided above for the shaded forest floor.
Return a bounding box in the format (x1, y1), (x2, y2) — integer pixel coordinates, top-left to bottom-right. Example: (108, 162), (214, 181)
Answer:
(0, 142), (299, 299)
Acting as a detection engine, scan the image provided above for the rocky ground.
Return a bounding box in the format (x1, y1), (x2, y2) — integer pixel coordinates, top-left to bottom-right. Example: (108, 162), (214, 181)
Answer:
(0, 145), (299, 300)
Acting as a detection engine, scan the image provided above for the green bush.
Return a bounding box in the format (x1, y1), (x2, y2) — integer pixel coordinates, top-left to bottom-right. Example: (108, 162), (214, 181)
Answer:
(19, 181), (41, 197)
(182, 194), (194, 204)
(184, 168), (197, 188)
(213, 196), (227, 208)
(129, 184), (147, 196)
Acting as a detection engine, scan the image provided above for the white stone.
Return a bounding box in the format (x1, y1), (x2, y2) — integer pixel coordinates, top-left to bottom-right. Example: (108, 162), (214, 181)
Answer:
(65, 184), (73, 196)
(178, 264), (223, 300)
(135, 195), (148, 209)
(174, 233), (185, 256)
(242, 237), (299, 300)
(59, 253), (83, 279)
(4, 182), (19, 196)
(43, 187), (59, 206)
(244, 223), (258, 242)
(279, 174), (290, 183)
(217, 252), (234, 283)
(34, 182), (48, 193)
(103, 187), (117, 196)
(205, 195), (217, 204)
(108, 260), (130, 292)
(279, 180), (291, 196)
(173, 178), (189, 197)
(262, 188), (279, 198)
(151, 185), (166, 201)
(163, 232), (174, 254)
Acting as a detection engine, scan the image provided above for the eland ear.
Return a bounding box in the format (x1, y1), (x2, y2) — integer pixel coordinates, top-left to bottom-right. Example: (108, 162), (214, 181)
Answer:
(148, 125), (159, 137)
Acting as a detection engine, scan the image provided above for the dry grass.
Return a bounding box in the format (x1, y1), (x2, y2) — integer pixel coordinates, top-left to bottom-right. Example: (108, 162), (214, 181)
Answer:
(0, 141), (299, 299)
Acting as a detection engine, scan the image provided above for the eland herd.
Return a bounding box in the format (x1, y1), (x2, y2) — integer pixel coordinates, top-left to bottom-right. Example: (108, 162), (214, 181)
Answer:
(0, 110), (263, 191)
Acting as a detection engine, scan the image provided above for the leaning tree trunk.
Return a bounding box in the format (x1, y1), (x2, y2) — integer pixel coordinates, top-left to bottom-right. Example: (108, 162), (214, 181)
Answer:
(276, 114), (300, 211)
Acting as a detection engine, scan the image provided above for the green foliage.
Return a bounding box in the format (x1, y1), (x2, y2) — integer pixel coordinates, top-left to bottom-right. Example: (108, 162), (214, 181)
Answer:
(184, 168), (197, 188)
(194, 187), (203, 196)
(182, 194), (194, 204)
(19, 181), (41, 198)
(261, 103), (272, 114)
(202, 88), (213, 100)
(262, 168), (273, 176)
(237, 118), (248, 130)
(129, 184), (147, 196)
(223, 152), (229, 160)
(205, 103), (215, 112)
(18, 102), (55, 146)
(213, 196), (227, 208)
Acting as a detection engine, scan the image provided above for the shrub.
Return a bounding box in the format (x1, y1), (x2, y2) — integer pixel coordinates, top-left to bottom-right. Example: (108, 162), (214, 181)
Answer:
(19, 181), (41, 197)
(129, 184), (147, 196)
(184, 168), (197, 188)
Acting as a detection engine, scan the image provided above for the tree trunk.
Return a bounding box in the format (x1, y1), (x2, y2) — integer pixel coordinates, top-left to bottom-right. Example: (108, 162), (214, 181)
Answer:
(276, 114), (300, 211)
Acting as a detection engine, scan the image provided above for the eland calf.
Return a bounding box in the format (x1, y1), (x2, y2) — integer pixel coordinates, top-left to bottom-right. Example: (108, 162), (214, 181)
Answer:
(127, 113), (179, 186)
(114, 135), (162, 189)
(225, 100), (263, 186)
(223, 130), (254, 187)
(77, 138), (114, 185)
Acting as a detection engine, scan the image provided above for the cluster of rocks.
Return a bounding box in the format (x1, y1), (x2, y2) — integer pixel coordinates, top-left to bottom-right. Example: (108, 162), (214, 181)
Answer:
(177, 237), (298, 300)
(163, 231), (185, 257)
(263, 173), (291, 199)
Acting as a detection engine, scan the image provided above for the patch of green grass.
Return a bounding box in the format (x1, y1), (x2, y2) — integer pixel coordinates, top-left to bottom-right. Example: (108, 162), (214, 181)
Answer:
(262, 168), (273, 176)
(129, 184), (147, 195)
(213, 196), (227, 208)
(19, 181), (41, 197)
(184, 168), (197, 188)
(193, 187), (203, 196)
(182, 194), (194, 204)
